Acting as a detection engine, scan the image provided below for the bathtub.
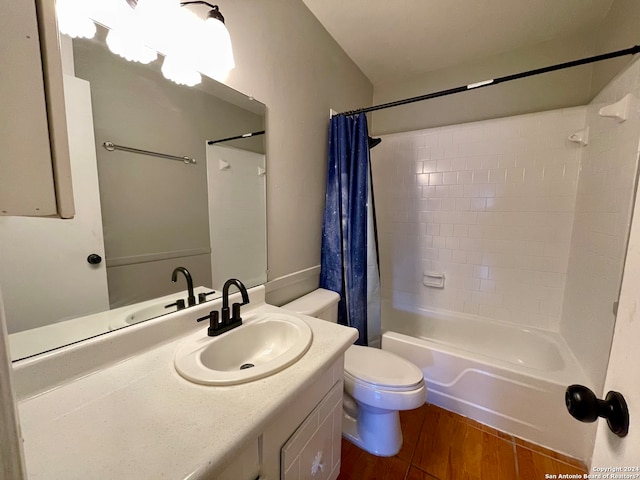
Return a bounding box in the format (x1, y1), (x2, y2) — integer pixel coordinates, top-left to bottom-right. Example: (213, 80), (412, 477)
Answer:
(380, 303), (594, 462)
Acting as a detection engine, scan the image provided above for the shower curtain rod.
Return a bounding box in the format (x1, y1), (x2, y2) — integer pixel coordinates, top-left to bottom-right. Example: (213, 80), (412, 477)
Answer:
(337, 45), (640, 117)
(207, 130), (265, 145)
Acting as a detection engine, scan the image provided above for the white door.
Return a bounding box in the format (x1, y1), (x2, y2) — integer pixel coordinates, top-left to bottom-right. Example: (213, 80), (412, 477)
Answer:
(0, 76), (109, 335)
(591, 154), (640, 466)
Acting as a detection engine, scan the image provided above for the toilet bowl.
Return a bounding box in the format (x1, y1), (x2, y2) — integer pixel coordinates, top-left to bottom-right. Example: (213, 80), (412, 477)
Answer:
(282, 289), (427, 457)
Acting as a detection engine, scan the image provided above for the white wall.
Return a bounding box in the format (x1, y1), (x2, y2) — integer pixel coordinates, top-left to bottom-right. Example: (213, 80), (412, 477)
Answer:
(371, 31), (596, 135)
(217, 0), (373, 283)
(371, 107), (586, 330)
(590, 0), (640, 97)
(370, 0), (640, 137)
(562, 56), (640, 393)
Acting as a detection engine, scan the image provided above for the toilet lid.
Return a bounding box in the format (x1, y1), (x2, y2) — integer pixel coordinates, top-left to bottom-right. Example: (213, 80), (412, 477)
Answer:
(344, 345), (424, 389)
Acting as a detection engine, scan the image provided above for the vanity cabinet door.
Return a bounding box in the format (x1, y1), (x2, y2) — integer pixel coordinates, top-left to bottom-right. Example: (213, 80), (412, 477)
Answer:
(281, 382), (343, 480)
(0, 0), (74, 218)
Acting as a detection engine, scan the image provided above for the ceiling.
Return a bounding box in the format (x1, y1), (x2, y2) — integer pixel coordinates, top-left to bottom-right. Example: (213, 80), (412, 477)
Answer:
(302, 0), (615, 86)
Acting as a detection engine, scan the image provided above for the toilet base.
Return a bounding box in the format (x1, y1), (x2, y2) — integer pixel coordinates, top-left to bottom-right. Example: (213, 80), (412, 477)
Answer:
(342, 403), (403, 457)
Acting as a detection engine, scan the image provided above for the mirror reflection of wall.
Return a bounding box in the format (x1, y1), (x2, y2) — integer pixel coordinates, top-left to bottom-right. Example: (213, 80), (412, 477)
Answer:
(0, 25), (267, 362)
(207, 145), (267, 289)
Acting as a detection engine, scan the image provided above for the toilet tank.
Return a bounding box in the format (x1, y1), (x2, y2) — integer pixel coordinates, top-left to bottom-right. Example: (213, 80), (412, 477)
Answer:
(281, 288), (340, 323)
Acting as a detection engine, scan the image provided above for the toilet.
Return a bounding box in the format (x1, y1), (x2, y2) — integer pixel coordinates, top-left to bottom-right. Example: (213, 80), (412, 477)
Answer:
(282, 288), (427, 457)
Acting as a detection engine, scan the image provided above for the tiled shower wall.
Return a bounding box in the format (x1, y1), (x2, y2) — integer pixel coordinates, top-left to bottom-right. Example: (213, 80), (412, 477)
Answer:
(371, 107), (587, 331)
(561, 57), (640, 389)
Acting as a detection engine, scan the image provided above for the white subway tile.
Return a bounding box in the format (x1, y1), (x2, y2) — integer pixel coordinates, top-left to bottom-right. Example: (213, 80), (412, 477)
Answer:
(489, 168), (507, 183)
(437, 159), (452, 172)
(451, 158), (467, 171)
(440, 224), (454, 237)
(435, 185), (450, 197)
(416, 173), (430, 185)
(452, 250), (467, 264)
(423, 160), (437, 173)
(417, 147), (432, 161)
(443, 171), (458, 185)
(429, 172), (443, 186)
(457, 170), (474, 184)
(449, 185), (465, 197)
(480, 279), (496, 293)
(462, 212), (479, 225)
(372, 99), (621, 331)
(445, 237), (460, 250)
(473, 169), (490, 184)
(433, 236), (446, 248)
(472, 265), (490, 279)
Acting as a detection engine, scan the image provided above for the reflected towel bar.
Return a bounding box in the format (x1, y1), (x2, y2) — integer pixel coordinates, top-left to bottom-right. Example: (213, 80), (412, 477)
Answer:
(103, 141), (196, 164)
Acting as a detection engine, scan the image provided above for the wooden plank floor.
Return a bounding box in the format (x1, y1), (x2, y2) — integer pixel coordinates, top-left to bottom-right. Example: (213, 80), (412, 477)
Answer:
(337, 404), (587, 480)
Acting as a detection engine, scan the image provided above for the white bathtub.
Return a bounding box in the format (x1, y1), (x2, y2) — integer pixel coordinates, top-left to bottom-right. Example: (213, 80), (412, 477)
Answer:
(381, 304), (594, 462)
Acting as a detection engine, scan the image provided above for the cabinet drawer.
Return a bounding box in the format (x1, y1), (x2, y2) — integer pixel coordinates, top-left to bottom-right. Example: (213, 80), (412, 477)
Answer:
(282, 381), (343, 480)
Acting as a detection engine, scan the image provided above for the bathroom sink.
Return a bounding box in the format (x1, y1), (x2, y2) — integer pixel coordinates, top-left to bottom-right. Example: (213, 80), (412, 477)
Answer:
(174, 313), (313, 385)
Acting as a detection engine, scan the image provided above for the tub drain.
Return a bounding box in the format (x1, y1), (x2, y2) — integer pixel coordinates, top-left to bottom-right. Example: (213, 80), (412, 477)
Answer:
(240, 363), (254, 370)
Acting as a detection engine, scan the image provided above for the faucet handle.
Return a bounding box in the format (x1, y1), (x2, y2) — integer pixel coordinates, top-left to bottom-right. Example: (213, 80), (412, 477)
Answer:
(198, 291), (216, 304)
(165, 299), (186, 310)
(197, 310), (220, 336)
(232, 303), (243, 322)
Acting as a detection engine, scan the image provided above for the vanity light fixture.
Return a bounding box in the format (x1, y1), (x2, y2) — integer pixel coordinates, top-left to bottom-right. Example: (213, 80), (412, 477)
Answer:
(54, 0), (235, 86)
(102, 0), (158, 64)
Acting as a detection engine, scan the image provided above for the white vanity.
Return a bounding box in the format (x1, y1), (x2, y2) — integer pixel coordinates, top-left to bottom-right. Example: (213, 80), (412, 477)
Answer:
(13, 286), (358, 479)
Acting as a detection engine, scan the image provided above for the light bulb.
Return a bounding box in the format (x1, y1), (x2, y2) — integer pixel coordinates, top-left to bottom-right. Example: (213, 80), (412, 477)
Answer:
(198, 17), (235, 81)
(55, 0), (96, 39)
(133, 0), (183, 56)
(161, 55), (201, 86)
(106, 28), (157, 64)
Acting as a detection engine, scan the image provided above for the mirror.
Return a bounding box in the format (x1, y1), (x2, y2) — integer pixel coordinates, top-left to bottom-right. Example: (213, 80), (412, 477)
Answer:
(0, 25), (267, 361)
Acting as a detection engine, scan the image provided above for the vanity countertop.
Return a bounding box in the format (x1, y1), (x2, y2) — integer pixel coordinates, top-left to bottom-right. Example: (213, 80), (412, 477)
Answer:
(14, 289), (358, 479)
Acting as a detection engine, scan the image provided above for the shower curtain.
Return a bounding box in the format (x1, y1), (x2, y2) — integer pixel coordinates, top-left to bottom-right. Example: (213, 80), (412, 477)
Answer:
(320, 113), (380, 346)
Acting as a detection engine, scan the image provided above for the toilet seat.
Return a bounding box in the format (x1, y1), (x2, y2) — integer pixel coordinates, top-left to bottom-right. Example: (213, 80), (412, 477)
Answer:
(344, 345), (423, 389)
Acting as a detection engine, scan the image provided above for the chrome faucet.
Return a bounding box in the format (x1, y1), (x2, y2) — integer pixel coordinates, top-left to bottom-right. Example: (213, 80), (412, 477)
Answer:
(171, 267), (196, 307)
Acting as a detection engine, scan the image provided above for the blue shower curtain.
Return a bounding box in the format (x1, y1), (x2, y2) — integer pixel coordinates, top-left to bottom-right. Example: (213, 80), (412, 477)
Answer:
(320, 113), (370, 345)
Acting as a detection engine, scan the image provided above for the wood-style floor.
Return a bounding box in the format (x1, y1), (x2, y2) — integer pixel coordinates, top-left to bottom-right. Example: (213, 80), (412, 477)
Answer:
(337, 404), (587, 480)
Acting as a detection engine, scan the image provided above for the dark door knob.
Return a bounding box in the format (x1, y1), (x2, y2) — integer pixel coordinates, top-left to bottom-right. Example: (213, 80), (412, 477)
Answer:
(87, 254), (102, 265)
(565, 384), (629, 437)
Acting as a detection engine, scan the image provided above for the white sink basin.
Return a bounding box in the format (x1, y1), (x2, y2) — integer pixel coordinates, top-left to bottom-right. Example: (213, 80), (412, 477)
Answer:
(174, 313), (313, 385)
